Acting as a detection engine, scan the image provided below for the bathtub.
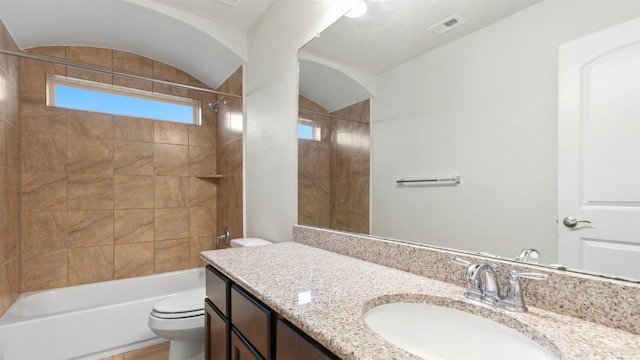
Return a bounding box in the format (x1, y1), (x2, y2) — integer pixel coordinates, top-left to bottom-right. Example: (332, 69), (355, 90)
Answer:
(0, 267), (205, 360)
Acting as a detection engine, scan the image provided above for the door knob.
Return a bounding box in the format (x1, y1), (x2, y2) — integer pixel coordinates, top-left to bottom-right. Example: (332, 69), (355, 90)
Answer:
(562, 216), (591, 228)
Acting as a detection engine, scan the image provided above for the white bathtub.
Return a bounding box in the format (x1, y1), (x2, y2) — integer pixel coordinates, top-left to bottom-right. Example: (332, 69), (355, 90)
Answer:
(0, 268), (205, 360)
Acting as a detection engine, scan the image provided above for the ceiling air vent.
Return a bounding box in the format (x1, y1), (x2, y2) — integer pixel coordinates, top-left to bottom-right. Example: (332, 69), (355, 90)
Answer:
(428, 15), (467, 35)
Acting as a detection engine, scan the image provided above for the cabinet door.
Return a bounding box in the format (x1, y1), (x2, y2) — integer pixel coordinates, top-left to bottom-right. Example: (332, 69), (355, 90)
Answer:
(231, 285), (272, 359)
(205, 299), (229, 360)
(276, 319), (337, 360)
(231, 329), (262, 360)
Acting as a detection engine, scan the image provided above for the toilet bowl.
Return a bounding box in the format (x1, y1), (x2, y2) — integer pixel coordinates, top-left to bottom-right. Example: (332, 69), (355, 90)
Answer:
(148, 288), (206, 360)
(148, 238), (272, 359)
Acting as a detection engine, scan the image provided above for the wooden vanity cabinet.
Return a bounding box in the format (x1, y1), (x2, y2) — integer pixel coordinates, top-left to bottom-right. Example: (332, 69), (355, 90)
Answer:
(205, 265), (337, 360)
(231, 285), (273, 359)
(205, 299), (229, 360)
(276, 319), (338, 360)
(231, 328), (263, 360)
(206, 265), (229, 315)
(205, 265), (230, 360)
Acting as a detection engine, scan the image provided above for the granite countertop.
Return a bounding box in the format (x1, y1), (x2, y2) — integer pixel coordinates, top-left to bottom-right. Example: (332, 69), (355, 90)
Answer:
(200, 242), (640, 360)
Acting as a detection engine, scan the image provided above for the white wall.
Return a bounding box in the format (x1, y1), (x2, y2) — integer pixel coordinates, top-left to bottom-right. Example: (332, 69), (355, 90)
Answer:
(371, 0), (640, 262)
(243, 0), (357, 242)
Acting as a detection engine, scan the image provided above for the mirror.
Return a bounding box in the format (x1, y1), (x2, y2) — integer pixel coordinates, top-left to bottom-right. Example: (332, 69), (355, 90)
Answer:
(298, 0), (640, 282)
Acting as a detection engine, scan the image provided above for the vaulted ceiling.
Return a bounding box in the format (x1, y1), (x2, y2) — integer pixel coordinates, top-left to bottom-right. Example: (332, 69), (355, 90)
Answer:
(0, 0), (542, 111)
(0, 0), (274, 89)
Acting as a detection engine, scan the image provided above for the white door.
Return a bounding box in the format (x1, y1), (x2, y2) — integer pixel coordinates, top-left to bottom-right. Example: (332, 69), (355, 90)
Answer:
(558, 17), (640, 279)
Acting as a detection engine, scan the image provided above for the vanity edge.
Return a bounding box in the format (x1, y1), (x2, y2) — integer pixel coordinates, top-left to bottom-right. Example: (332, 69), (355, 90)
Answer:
(201, 242), (640, 360)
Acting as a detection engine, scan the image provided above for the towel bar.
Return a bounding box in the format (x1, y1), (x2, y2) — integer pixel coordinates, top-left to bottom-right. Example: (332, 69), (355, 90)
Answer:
(396, 176), (461, 185)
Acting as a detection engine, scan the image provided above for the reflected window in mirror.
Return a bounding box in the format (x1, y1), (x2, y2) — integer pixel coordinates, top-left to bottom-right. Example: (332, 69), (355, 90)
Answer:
(298, 118), (321, 141)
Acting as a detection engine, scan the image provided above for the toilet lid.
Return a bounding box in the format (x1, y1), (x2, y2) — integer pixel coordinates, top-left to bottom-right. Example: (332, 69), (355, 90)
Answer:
(152, 288), (205, 317)
(151, 308), (204, 319)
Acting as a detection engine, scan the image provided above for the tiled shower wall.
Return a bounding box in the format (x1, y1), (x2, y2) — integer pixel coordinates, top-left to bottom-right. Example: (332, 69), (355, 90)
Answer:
(0, 21), (22, 315)
(298, 96), (331, 228)
(215, 68), (244, 242)
(298, 96), (370, 234)
(330, 100), (370, 233)
(19, 46), (241, 292)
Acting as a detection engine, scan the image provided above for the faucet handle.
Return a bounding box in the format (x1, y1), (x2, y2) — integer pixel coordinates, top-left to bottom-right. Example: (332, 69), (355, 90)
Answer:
(216, 227), (230, 247)
(510, 271), (548, 281)
(451, 257), (471, 266)
(502, 270), (548, 312)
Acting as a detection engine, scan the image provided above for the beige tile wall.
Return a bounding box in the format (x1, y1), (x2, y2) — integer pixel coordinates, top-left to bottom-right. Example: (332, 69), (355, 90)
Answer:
(298, 96), (331, 228)
(19, 46), (240, 292)
(216, 68), (244, 242)
(330, 99), (370, 234)
(298, 96), (370, 234)
(0, 20), (22, 316)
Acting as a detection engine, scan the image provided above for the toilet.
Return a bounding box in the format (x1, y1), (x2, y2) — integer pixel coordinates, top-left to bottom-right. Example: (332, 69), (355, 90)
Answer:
(148, 237), (272, 360)
(230, 237), (273, 248)
(148, 288), (206, 360)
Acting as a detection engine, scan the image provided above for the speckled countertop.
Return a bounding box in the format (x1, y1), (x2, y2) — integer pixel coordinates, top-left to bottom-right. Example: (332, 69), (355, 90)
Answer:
(201, 242), (640, 360)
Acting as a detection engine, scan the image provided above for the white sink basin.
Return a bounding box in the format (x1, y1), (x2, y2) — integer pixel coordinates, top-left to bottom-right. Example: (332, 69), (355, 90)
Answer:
(364, 303), (557, 360)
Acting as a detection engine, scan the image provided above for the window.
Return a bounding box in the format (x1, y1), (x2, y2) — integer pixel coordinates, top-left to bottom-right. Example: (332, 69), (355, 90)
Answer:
(297, 118), (321, 141)
(46, 74), (201, 125)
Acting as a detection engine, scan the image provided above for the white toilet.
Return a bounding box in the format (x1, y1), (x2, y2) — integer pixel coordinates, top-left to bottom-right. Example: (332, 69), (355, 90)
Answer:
(148, 238), (272, 360)
(148, 288), (206, 360)
(230, 237), (273, 248)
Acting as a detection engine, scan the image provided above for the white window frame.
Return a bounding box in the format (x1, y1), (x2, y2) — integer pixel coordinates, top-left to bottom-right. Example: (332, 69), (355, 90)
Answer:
(298, 117), (322, 141)
(46, 74), (202, 125)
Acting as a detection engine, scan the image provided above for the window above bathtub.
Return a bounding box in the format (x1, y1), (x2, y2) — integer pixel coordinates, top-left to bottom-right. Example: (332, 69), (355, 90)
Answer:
(46, 74), (202, 125)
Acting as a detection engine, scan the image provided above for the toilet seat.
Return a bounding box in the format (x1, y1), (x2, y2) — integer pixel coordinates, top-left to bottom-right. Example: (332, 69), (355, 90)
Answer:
(151, 308), (204, 319)
(151, 288), (205, 319)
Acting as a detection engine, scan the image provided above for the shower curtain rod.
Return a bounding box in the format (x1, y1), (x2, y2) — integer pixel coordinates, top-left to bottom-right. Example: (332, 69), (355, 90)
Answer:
(298, 108), (368, 123)
(0, 49), (242, 98)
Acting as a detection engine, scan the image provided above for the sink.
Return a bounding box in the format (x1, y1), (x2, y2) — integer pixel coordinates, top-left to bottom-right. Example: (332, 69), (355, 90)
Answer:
(364, 303), (557, 360)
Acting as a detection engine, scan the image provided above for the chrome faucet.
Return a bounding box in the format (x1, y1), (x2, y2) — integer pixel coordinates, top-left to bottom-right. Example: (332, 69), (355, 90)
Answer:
(462, 262), (500, 306)
(216, 227), (230, 247)
(452, 257), (548, 312)
(516, 248), (541, 263)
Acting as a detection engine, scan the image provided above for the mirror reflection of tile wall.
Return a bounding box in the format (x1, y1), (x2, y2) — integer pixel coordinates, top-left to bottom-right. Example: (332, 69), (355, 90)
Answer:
(0, 20), (21, 316)
(298, 96), (370, 234)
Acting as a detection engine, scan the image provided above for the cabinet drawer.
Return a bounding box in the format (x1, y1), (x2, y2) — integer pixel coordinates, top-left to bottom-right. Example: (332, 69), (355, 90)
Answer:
(276, 319), (337, 360)
(231, 285), (271, 359)
(206, 265), (229, 317)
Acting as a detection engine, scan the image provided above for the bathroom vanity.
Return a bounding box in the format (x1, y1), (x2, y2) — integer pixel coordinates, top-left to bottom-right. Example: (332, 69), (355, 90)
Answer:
(201, 234), (640, 359)
(204, 264), (337, 359)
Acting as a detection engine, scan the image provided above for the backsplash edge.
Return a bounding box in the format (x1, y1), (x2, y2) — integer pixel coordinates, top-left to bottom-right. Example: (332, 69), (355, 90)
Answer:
(292, 225), (640, 335)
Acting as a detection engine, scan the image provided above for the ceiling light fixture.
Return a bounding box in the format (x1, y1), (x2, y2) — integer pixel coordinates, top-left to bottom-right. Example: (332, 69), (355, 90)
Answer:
(345, 1), (367, 18)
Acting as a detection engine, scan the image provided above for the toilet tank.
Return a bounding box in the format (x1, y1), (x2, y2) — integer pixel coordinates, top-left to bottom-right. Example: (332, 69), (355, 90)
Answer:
(230, 238), (273, 248)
